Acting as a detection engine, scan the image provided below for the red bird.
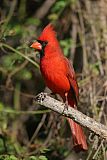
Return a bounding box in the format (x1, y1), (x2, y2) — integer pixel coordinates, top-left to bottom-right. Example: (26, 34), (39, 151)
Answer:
(31, 24), (88, 151)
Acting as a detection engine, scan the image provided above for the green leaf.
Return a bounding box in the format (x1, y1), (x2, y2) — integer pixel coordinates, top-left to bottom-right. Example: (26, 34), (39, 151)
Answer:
(27, 156), (48, 160)
(2, 53), (23, 70)
(14, 25), (22, 34)
(39, 156), (48, 160)
(48, 14), (58, 21)
(60, 38), (73, 56)
(51, 0), (66, 13)
(28, 156), (38, 160)
(0, 155), (18, 160)
(8, 155), (18, 160)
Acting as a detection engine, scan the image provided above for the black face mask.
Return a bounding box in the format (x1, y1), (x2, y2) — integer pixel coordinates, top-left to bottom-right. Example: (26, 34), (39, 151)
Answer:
(37, 40), (48, 58)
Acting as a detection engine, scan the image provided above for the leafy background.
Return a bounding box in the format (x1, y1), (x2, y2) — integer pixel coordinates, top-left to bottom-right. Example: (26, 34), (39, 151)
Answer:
(0, 0), (107, 160)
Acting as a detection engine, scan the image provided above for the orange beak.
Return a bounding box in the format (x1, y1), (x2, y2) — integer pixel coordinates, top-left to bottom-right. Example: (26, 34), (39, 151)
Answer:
(30, 41), (42, 50)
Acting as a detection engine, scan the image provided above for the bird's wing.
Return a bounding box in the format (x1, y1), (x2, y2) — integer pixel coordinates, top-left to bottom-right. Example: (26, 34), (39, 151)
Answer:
(64, 57), (79, 101)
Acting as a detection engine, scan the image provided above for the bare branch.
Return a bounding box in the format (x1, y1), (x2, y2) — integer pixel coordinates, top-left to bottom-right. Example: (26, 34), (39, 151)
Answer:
(35, 92), (107, 140)
(34, 0), (56, 19)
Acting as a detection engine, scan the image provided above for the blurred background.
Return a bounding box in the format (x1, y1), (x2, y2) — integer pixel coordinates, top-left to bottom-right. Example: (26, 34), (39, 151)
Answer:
(0, 0), (107, 159)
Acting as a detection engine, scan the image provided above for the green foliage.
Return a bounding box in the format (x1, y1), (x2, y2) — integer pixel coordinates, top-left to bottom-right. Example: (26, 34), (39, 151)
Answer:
(0, 155), (18, 160)
(26, 18), (41, 26)
(38, 156), (48, 160)
(0, 102), (8, 130)
(51, 0), (66, 13)
(16, 69), (32, 80)
(60, 38), (73, 56)
(1, 52), (32, 80)
(2, 53), (23, 70)
(48, 0), (68, 21)
(25, 155), (48, 160)
(89, 62), (100, 75)
(0, 102), (4, 111)
(0, 155), (48, 160)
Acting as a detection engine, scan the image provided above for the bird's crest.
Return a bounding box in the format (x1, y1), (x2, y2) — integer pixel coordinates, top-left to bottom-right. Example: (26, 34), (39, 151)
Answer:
(38, 23), (57, 41)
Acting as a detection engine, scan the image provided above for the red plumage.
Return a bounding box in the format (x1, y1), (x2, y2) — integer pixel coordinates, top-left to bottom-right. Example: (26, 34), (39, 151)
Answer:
(31, 24), (88, 151)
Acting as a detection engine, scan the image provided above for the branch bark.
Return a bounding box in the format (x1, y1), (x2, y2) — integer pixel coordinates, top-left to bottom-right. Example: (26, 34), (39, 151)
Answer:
(35, 92), (107, 140)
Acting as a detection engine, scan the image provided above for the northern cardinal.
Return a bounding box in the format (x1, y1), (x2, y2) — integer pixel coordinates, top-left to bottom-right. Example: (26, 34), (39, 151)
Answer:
(31, 24), (88, 151)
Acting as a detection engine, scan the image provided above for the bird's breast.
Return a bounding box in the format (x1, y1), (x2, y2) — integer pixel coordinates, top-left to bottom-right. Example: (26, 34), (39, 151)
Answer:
(40, 57), (70, 94)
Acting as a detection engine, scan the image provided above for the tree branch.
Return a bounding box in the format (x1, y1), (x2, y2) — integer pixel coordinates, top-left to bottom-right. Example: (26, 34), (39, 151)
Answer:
(35, 92), (107, 140)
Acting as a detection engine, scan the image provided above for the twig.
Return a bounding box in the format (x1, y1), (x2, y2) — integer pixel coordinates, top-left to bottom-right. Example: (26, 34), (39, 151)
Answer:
(0, 0), (17, 39)
(34, 0), (56, 19)
(27, 113), (47, 148)
(70, 14), (78, 60)
(0, 109), (50, 115)
(92, 139), (104, 159)
(6, 60), (28, 87)
(0, 43), (39, 68)
(0, 85), (36, 99)
(85, 0), (104, 76)
(35, 92), (107, 140)
(77, 1), (88, 74)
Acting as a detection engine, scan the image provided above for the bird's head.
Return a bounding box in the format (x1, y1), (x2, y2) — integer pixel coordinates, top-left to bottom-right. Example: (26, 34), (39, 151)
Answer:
(31, 24), (59, 57)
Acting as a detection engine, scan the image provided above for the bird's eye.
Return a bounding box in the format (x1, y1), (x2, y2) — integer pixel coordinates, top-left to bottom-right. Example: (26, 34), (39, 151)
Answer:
(37, 40), (42, 43)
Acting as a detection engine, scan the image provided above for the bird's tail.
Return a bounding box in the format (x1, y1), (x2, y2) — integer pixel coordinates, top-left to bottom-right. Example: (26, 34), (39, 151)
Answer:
(67, 93), (88, 151)
(67, 118), (88, 151)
